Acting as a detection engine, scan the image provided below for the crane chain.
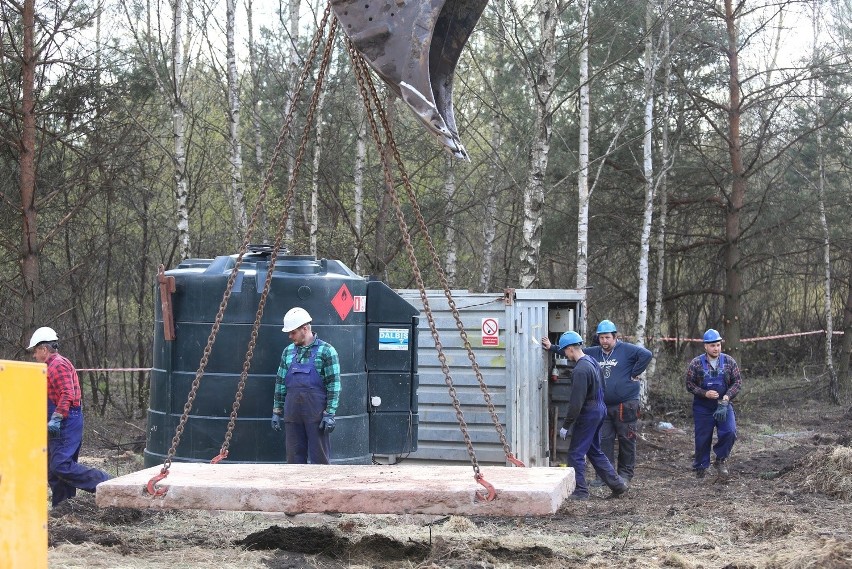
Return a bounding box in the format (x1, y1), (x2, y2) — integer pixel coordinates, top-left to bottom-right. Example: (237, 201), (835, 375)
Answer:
(216, 16), (339, 461)
(346, 45), (522, 468)
(148, 3), (335, 494)
(347, 41), (494, 498)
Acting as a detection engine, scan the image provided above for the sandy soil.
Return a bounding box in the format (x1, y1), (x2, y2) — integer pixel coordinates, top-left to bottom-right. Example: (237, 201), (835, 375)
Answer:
(47, 391), (852, 568)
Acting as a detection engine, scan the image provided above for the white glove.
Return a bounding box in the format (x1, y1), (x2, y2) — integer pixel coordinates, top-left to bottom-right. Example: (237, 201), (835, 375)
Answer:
(559, 427), (568, 440)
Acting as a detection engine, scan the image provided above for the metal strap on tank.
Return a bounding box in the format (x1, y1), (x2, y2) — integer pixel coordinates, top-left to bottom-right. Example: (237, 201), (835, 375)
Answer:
(147, 4), (336, 496)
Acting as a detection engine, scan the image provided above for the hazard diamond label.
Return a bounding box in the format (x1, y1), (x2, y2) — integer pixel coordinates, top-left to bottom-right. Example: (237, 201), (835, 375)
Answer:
(331, 284), (354, 321)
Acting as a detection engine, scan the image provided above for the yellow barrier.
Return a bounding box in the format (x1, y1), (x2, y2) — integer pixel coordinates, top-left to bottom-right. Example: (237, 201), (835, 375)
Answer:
(0, 360), (47, 569)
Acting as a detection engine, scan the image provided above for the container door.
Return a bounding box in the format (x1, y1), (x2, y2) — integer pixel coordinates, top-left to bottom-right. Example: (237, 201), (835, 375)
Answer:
(505, 296), (550, 466)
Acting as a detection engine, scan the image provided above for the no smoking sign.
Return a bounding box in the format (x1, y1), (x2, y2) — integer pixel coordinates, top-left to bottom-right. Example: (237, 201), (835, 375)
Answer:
(481, 318), (499, 346)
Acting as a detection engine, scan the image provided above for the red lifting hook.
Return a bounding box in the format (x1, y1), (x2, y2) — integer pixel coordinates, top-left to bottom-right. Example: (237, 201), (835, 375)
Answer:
(146, 470), (169, 497)
(474, 473), (497, 502)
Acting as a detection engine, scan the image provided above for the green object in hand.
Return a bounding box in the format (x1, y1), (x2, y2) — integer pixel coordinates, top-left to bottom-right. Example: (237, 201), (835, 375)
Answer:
(713, 401), (729, 421)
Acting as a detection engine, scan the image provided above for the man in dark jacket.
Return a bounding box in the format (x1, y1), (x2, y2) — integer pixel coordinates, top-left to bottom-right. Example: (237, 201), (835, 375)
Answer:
(583, 320), (652, 483)
(543, 331), (628, 500)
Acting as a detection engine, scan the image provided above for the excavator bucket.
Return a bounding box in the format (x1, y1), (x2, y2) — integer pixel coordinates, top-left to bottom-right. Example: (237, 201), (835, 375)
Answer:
(331, 0), (488, 160)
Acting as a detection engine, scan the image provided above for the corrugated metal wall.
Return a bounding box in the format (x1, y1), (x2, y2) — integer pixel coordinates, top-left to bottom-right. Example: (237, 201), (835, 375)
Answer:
(398, 288), (585, 467)
(398, 291), (509, 465)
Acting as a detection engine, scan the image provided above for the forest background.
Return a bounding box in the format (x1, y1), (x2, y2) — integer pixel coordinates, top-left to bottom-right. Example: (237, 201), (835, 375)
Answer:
(2, 0), (851, 418)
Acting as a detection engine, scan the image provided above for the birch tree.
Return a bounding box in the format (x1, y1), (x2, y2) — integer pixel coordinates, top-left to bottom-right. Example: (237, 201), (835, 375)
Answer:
(811, 0), (838, 402)
(282, 0), (301, 243)
(646, 2), (673, 382)
(353, 103), (367, 273)
(576, 0), (591, 335)
(634, 0), (658, 349)
(227, 0), (248, 240)
(444, 157), (458, 287)
(478, 0), (506, 293)
(518, 0), (561, 288)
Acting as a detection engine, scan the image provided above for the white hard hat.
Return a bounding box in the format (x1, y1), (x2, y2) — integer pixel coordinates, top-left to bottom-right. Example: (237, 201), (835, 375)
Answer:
(28, 326), (59, 350)
(282, 307), (312, 333)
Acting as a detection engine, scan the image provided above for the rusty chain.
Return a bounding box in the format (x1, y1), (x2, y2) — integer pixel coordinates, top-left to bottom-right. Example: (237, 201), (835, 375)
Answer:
(148, 2), (335, 495)
(346, 44), (522, 469)
(347, 41), (498, 500)
(215, 17), (339, 462)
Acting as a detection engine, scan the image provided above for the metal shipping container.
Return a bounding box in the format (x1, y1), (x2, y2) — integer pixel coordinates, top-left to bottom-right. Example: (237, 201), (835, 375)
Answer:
(396, 288), (585, 467)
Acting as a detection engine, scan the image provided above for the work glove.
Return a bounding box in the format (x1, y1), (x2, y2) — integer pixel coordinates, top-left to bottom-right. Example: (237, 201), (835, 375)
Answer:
(319, 412), (336, 434)
(713, 400), (729, 422)
(271, 413), (282, 432)
(559, 427), (569, 440)
(47, 412), (63, 437)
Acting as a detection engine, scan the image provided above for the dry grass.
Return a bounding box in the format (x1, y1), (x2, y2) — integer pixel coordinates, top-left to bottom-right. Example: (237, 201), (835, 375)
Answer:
(799, 445), (852, 500)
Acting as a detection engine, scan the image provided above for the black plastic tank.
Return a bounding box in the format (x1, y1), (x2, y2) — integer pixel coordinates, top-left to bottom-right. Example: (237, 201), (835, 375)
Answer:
(145, 248), (418, 466)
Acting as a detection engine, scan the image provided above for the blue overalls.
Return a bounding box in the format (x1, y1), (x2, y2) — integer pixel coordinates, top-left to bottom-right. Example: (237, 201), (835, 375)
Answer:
(47, 401), (110, 506)
(567, 356), (626, 497)
(283, 342), (331, 464)
(692, 354), (737, 471)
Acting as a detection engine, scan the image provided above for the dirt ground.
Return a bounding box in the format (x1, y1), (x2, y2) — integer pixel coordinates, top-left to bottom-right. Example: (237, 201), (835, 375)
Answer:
(48, 381), (852, 569)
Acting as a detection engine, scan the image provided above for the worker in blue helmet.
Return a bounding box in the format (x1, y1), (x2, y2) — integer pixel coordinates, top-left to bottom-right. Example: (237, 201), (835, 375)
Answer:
(541, 331), (628, 500)
(685, 328), (742, 479)
(582, 320), (652, 484)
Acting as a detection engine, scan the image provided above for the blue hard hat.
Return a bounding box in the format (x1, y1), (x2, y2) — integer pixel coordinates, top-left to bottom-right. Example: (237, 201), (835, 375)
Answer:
(596, 320), (617, 334)
(557, 330), (584, 350)
(703, 329), (723, 343)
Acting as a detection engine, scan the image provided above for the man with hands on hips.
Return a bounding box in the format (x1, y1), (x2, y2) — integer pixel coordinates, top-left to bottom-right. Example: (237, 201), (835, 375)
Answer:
(542, 331), (628, 500)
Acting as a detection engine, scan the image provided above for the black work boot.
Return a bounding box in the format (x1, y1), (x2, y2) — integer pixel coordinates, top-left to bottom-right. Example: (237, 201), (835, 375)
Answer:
(695, 468), (707, 479)
(607, 483), (629, 499)
(714, 458), (730, 479)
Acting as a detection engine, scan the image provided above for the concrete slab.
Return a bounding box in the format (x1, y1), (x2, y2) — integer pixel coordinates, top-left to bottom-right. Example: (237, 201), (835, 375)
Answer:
(96, 464), (575, 516)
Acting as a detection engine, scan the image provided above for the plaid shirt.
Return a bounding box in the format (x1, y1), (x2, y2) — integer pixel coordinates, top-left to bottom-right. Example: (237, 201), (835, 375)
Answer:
(685, 353), (742, 400)
(273, 337), (341, 415)
(46, 353), (82, 417)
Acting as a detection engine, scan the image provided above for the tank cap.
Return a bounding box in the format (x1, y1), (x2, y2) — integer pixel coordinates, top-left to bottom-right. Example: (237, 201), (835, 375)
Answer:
(247, 244), (278, 256)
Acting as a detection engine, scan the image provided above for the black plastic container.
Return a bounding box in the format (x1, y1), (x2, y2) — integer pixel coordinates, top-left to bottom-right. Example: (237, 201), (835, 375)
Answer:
(145, 248), (418, 466)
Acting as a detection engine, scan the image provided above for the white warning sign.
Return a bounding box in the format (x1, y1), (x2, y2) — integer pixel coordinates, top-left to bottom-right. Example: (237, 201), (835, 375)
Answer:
(482, 318), (499, 346)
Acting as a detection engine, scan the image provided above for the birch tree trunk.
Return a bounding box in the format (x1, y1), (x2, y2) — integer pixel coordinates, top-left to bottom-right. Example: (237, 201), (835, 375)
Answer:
(309, 86), (327, 256)
(635, 0), (656, 349)
(353, 103), (367, 273)
(245, 0), (268, 240)
(478, 0), (505, 293)
(227, 0), (248, 241)
(576, 0), (591, 335)
(811, 0), (838, 403)
(444, 156), (457, 287)
(283, 0), (301, 244)
(173, 0), (190, 259)
(839, 261), (852, 390)
(519, 0), (559, 288)
(647, 6), (672, 383)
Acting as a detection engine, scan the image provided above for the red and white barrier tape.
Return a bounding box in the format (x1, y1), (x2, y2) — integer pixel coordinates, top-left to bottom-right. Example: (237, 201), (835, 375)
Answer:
(655, 330), (845, 343)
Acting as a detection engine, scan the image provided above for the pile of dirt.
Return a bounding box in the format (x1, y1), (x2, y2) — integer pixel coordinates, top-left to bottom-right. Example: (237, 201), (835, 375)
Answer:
(797, 445), (852, 500)
(235, 525), (350, 554)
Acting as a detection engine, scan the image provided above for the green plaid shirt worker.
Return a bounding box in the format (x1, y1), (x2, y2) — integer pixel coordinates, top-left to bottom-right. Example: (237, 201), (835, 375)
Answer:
(273, 340), (341, 414)
(271, 307), (341, 464)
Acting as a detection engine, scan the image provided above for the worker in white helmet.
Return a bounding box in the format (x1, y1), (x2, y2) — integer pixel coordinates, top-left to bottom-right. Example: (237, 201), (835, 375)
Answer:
(27, 327), (110, 507)
(270, 307), (341, 464)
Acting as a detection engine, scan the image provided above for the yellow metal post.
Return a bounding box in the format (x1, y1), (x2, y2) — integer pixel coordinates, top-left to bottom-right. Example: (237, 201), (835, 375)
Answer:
(0, 360), (47, 569)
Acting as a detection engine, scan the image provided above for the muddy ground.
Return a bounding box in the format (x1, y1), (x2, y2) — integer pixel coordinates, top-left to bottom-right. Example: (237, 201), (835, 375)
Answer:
(48, 380), (852, 569)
